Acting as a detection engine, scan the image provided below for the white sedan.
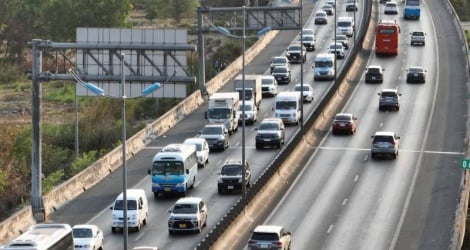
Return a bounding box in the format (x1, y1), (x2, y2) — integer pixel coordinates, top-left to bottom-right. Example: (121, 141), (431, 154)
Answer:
(293, 84), (314, 103)
(72, 224), (104, 250)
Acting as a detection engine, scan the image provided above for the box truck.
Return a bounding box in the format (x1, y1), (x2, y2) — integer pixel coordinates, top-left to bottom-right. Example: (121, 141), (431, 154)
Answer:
(234, 74), (262, 110)
(206, 92), (240, 134)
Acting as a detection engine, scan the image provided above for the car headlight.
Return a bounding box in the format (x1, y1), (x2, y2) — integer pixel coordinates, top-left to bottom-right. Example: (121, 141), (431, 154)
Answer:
(175, 183), (184, 187)
(112, 214), (118, 219)
(218, 178), (223, 183)
(238, 178), (243, 183)
(130, 214), (137, 220)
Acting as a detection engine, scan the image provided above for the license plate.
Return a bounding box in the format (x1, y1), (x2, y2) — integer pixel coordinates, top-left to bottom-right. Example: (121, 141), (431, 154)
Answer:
(372, 77), (376, 80)
(179, 224), (186, 228)
(293, 56), (298, 58)
(227, 186), (234, 189)
(276, 77), (282, 80)
(264, 139), (271, 141)
(414, 73), (418, 76)
(340, 123), (345, 127)
(260, 244), (269, 248)
(164, 188), (171, 192)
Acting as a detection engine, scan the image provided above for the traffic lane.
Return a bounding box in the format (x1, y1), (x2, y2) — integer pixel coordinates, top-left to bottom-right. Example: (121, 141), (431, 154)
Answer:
(395, 0), (468, 248)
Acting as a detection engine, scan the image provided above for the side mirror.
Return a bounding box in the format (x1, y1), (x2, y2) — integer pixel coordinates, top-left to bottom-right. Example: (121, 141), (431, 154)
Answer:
(147, 169), (151, 175)
(204, 111), (208, 119)
(168, 209), (172, 213)
(254, 127), (259, 130)
(377, 92), (381, 96)
(110, 206), (113, 210)
(397, 136), (401, 139)
(186, 169), (190, 174)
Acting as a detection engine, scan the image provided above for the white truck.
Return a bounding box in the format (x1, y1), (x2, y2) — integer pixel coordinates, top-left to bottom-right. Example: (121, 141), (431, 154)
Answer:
(206, 92), (240, 134)
(234, 74), (262, 110)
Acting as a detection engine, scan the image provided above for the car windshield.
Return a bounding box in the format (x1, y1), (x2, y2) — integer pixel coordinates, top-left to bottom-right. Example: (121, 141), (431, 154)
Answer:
(173, 203), (197, 214)
(201, 126), (222, 135)
(303, 29), (314, 35)
(381, 92), (397, 98)
(259, 122), (279, 130)
(114, 199), (137, 210)
(335, 115), (351, 121)
(330, 44), (343, 49)
(262, 78), (274, 85)
(373, 135), (395, 144)
(273, 67), (287, 73)
(294, 86), (310, 91)
(251, 232), (279, 241)
(276, 101), (296, 110)
(337, 21), (351, 27)
(336, 36), (347, 41)
(315, 61), (333, 67)
(409, 68), (423, 73)
(238, 104), (253, 111)
(300, 36), (314, 41)
(73, 228), (93, 238)
(316, 12), (326, 17)
(207, 108), (230, 119)
(412, 32), (424, 36)
(368, 68), (381, 73)
(272, 58), (287, 64)
(221, 165), (242, 175)
(288, 45), (302, 51)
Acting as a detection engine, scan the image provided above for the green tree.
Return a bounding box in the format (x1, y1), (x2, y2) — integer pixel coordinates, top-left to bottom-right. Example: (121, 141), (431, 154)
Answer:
(0, 0), (132, 61)
(142, 0), (199, 23)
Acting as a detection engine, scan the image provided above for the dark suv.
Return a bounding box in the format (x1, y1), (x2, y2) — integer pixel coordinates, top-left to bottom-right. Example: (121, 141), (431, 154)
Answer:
(286, 44), (307, 64)
(217, 159), (251, 194)
(365, 65), (384, 83)
(378, 89), (401, 111)
(255, 118), (285, 149)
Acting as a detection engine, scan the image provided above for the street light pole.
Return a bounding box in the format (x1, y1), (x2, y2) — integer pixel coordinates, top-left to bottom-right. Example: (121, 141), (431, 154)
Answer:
(241, 4), (247, 202)
(121, 53), (128, 250)
(300, 0), (304, 130)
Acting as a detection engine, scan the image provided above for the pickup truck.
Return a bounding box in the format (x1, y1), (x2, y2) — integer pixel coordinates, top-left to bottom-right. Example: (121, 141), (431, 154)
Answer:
(286, 44), (307, 64)
(410, 31), (426, 46)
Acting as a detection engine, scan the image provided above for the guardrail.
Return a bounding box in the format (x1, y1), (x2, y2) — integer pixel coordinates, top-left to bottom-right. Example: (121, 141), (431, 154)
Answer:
(195, 1), (374, 248)
(445, 2), (470, 250)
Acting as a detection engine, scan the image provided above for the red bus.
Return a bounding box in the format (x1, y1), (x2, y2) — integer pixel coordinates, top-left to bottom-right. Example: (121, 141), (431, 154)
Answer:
(375, 20), (400, 56)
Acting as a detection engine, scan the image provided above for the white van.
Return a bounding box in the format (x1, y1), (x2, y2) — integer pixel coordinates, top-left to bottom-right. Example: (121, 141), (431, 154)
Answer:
(313, 53), (336, 81)
(336, 16), (355, 37)
(274, 91), (302, 125)
(110, 189), (148, 232)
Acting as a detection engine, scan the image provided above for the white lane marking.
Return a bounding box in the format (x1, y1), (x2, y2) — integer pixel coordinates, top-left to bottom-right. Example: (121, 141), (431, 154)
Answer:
(327, 224), (334, 234)
(354, 175), (359, 182)
(379, 122), (383, 128)
(134, 231), (145, 241)
(342, 198), (348, 206)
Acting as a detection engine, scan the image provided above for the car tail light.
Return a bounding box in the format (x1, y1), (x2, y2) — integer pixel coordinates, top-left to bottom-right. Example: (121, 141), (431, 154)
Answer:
(248, 240), (257, 244)
(274, 241), (282, 246)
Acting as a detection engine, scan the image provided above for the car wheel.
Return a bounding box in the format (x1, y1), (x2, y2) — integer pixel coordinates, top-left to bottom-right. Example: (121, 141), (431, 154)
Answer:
(154, 192), (159, 199)
(136, 222), (141, 232)
(371, 153), (376, 159)
(169, 230), (173, 235)
(256, 143), (261, 150)
(111, 227), (116, 233)
(143, 213), (148, 225)
(277, 142), (282, 148)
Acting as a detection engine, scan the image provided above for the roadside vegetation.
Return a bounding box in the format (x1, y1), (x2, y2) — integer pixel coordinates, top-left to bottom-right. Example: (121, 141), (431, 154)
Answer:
(0, 0), (260, 220)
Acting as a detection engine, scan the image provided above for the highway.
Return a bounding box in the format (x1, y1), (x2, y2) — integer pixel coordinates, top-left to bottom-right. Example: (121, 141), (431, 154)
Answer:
(237, 0), (467, 250)
(47, 0), (469, 250)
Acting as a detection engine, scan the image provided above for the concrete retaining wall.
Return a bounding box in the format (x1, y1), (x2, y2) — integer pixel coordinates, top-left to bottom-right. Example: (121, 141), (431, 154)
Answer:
(0, 28), (280, 245)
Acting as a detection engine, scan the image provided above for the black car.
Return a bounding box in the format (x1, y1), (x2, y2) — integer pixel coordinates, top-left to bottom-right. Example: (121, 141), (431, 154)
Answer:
(406, 67), (426, 83)
(217, 159), (251, 194)
(271, 65), (291, 84)
(255, 118), (285, 149)
(365, 65), (384, 83)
